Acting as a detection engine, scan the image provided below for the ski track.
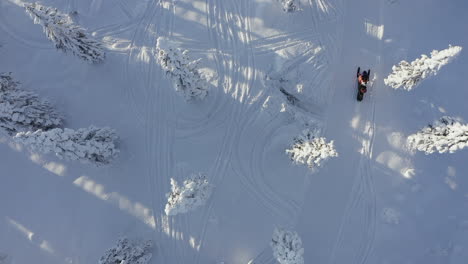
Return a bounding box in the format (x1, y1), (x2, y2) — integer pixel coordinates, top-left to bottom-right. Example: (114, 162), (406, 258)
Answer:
(123, 0), (158, 126)
(92, 21), (139, 40)
(249, 245), (276, 264)
(121, 0), (177, 263)
(193, 0), (264, 263)
(241, 0), (346, 261)
(157, 3), (192, 263)
(328, 0), (382, 262)
(234, 115), (299, 225)
(116, 0), (134, 20)
(171, 0), (235, 141)
(231, 1), (302, 225)
(328, 82), (377, 264)
(10, 0), (374, 262)
(251, 29), (320, 56)
(149, 1), (179, 264)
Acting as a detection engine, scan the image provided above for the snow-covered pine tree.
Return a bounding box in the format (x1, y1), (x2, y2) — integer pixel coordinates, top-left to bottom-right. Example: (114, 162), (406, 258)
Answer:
(384, 45), (462, 91)
(279, 0), (299, 12)
(270, 228), (304, 264)
(286, 129), (338, 171)
(165, 173), (213, 216)
(0, 73), (63, 135)
(99, 237), (153, 264)
(156, 37), (208, 100)
(14, 126), (119, 166)
(25, 2), (105, 63)
(407, 116), (468, 154)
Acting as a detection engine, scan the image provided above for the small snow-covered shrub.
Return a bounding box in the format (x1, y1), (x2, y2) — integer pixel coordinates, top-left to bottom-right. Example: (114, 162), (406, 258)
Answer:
(407, 116), (468, 154)
(381, 207), (400, 225)
(99, 237), (152, 264)
(0, 73), (62, 135)
(261, 76), (319, 127)
(165, 173), (213, 216)
(384, 45), (462, 90)
(25, 2), (105, 63)
(14, 126), (119, 166)
(270, 228), (304, 264)
(279, 0), (299, 12)
(156, 37), (208, 100)
(286, 129), (337, 171)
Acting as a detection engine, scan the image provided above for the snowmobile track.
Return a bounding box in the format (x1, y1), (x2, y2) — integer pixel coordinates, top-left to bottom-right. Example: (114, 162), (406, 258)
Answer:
(195, 0), (258, 262)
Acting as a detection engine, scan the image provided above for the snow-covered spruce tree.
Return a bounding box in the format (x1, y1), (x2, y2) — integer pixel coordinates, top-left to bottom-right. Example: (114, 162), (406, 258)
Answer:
(279, 0), (298, 12)
(165, 173), (213, 216)
(384, 45), (462, 91)
(0, 73), (62, 135)
(270, 228), (304, 264)
(286, 129), (338, 171)
(25, 2), (105, 63)
(156, 37), (208, 100)
(14, 126), (119, 166)
(407, 116), (468, 154)
(99, 237), (153, 264)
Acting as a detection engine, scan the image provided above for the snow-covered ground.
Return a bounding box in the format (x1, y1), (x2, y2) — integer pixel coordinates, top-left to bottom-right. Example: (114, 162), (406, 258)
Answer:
(1, 0), (468, 263)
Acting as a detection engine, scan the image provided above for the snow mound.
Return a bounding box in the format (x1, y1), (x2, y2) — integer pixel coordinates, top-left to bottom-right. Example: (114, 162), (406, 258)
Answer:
(279, 0), (299, 12)
(381, 207), (400, 225)
(25, 2), (105, 63)
(286, 129), (338, 171)
(384, 45), (462, 90)
(407, 116), (468, 154)
(0, 73), (63, 135)
(14, 126), (119, 166)
(261, 76), (321, 128)
(270, 228), (304, 264)
(165, 173), (213, 216)
(0, 253), (11, 264)
(99, 237), (153, 264)
(156, 37), (208, 100)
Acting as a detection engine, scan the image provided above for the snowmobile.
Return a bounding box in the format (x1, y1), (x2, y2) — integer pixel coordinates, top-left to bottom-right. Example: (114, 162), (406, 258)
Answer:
(356, 67), (370, 101)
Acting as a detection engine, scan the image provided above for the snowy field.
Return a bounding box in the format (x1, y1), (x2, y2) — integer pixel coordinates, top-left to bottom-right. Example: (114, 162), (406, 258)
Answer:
(1, 0), (468, 263)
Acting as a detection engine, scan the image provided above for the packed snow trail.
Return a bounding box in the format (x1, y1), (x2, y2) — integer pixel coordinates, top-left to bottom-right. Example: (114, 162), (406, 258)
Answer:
(3, 0), (468, 263)
(296, 0), (384, 263)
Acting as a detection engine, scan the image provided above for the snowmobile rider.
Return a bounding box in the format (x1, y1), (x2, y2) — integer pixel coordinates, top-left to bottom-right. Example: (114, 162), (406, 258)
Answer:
(358, 70), (369, 84)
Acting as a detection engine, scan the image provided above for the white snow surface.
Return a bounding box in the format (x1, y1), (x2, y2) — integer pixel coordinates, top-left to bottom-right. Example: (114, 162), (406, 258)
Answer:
(165, 173), (213, 216)
(2, 0), (468, 263)
(384, 45), (462, 90)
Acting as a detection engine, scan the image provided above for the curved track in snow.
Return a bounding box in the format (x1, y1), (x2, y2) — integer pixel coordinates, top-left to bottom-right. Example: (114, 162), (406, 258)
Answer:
(194, 1), (260, 262)
(324, 0), (384, 263)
